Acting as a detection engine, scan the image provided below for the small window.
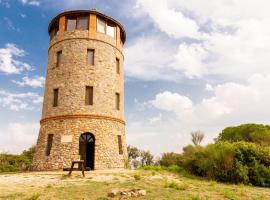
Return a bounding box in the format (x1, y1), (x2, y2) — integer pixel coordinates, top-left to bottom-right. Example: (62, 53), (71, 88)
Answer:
(87, 49), (95, 65)
(53, 88), (59, 107)
(50, 27), (59, 41)
(116, 58), (120, 74)
(107, 23), (115, 38)
(117, 135), (123, 155)
(85, 86), (93, 105)
(116, 93), (120, 110)
(97, 18), (106, 33)
(77, 16), (88, 30)
(67, 18), (76, 31)
(56, 51), (62, 68)
(46, 134), (53, 156)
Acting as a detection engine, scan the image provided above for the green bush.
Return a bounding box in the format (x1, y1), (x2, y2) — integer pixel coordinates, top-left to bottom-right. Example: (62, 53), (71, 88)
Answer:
(0, 146), (36, 173)
(181, 141), (270, 187)
(159, 152), (182, 167)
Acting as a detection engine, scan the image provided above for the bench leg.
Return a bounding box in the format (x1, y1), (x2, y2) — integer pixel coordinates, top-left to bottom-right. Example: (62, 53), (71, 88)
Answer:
(68, 163), (74, 176)
(81, 163), (85, 177)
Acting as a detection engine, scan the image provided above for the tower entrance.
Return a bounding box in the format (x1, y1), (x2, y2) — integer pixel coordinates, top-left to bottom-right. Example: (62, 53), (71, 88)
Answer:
(79, 133), (95, 170)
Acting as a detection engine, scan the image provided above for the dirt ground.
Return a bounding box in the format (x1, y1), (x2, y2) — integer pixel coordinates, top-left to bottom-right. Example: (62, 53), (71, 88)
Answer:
(0, 170), (269, 200)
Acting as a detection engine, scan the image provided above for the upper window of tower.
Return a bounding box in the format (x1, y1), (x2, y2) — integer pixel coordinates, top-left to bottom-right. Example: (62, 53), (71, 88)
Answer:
(97, 17), (116, 39)
(97, 18), (106, 33)
(66, 16), (89, 31)
(67, 18), (76, 31)
(107, 22), (116, 38)
(49, 23), (59, 41)
(77, 16), (88, 30)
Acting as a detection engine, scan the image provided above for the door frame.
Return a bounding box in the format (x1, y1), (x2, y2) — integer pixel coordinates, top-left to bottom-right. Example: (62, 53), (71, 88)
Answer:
(79, 132), (95, 170)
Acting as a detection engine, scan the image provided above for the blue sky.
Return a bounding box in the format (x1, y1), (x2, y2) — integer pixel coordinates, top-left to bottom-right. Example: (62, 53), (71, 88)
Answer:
(1, 0), (270, 155)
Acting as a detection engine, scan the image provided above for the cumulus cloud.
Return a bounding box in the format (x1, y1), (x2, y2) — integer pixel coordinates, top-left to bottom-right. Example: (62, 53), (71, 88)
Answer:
(150, 91), (193, 115)
(0, 0), (10, 8)
(129, 74), (270, 155)
(136, 0), (200, 38)
(0, 90), (43, 111)
(125, 0), (270, 81)
(20, 0), (40, 6)
(0, 122), (39, 153)
(4, 17), (20, 32)
(12, 76), (45, 88)
(125, 36), (184, 81)
(0, 43), (33, 74)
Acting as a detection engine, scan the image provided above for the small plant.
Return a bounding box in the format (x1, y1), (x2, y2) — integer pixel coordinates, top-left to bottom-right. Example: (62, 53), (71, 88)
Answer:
(96, 197), (109, 200)
(60, 174), (69, 180)
(134, 174), (141, 180)
(164, 180), (188, 190)
(25, 193), (40, 200)
(46, 184), (53, 189)
(191, 195), (201, 200)
(221, 189), (238, 200)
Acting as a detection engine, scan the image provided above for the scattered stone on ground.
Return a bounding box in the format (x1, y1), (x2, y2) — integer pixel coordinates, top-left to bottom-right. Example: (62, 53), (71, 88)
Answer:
(108, 188), (146, 199)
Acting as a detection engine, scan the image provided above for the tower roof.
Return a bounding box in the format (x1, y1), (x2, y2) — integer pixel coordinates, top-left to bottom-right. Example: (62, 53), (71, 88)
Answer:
(48, 9), (126, 44)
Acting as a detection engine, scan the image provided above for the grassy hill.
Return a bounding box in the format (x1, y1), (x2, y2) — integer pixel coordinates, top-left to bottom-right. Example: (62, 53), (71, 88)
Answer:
(0, 169), (269, 200)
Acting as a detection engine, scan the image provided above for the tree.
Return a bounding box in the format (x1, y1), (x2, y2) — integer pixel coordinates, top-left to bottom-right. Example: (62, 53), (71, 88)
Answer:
(159, 152), (181, 167)
(191, 131), (204, 146)
(216, 124), (270, 145)
(21, 145), (36, 162)
(127, 145), (154, 168)
(127, 145), (140, 161)
(140, 150), (154, 166)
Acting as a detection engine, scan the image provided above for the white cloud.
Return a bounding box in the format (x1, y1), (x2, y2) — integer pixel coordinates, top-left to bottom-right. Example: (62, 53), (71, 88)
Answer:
(0, 0), (10, 8)
(130, 74), (270, 155)
(20, 0), (40, 6)
(150, 91), (193, 115)
(20, 13), (26, 18)
(0, 43), (32, 74)
(126, 0), (270, 81)
(169, 0), (270, 25)
(0, 90), (43, 111)
(172, 43), (208, 78)
(136, 0), (200, 38)
(0, 123), (39, 154)
(125, 36), (182, 81)
(4, 17), (20, 32)
(13, 76), (45, 88)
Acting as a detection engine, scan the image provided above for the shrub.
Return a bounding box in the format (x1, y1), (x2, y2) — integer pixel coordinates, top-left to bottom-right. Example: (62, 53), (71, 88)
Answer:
(159, 152), (182, 167)
(0, 146), (36, 173)
(134, 173), (141, 181)
(180, 141), (270, 187)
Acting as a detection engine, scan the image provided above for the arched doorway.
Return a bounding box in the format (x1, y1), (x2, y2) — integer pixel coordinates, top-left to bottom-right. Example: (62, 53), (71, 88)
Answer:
(79, 133), (95, 170)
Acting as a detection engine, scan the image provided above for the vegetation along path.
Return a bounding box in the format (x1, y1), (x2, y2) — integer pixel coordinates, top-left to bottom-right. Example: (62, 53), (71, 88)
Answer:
(0, 169), (270, 200)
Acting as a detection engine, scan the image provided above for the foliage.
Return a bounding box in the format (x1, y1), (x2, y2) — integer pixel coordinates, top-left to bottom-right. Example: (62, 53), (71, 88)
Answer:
(181, 141), (270, 187)
(159, 152), (182, 167)
(134, 173), (141, 180)
(140, 150), (154, 166)
(191, 131), (205, 146)
(0, 146), (36, 173)
(127, 145), (154, 168)
(127, 145), (140, 160)
(216, 124), (270, 145)
(21, 146), (36, 163)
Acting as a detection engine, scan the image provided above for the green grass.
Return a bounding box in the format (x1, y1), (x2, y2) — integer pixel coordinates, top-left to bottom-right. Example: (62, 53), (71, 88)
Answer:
(0, 169), (269, 200)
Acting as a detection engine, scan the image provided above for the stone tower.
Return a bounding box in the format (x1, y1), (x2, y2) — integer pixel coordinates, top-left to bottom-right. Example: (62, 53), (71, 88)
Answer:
(32, 10), (127, 170)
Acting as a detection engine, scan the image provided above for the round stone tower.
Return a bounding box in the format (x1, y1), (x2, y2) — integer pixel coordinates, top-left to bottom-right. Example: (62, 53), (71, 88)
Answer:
(32, 10), (127, 170)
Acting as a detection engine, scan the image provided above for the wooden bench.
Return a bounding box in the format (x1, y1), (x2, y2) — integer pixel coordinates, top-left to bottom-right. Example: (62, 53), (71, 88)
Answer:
(68, 160), (85, 177)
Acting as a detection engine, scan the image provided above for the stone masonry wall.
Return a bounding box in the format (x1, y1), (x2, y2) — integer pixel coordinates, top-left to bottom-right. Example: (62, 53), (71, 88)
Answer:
(32, 118), (127, 170)
(32, 12), (127, 171)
